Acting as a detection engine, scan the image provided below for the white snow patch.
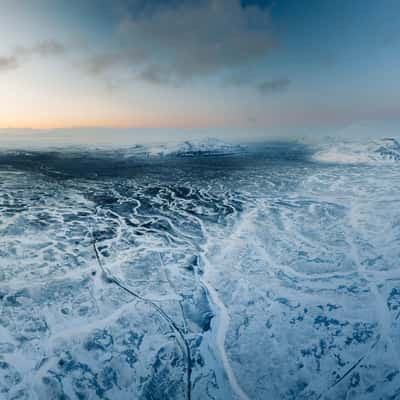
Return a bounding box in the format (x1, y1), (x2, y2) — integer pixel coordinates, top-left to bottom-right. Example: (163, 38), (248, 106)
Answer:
(313, 137), (400, 164)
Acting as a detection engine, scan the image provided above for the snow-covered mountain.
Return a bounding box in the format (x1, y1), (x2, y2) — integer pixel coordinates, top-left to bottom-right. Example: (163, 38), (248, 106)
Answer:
(313, 137), (400, 164)
(145, 138), (245, 157)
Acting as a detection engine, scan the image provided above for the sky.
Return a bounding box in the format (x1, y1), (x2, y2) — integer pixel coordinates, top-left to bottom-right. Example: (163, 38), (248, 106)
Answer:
(0, 0), (399, 138)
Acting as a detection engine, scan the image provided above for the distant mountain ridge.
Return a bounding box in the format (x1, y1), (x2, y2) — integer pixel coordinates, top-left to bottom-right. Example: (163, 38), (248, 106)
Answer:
(313, 137), (400, 164)
(124, 137), (246, 158)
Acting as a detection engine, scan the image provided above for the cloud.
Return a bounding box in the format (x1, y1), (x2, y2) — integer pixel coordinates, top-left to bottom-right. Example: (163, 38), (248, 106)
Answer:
(258, 77), (290, 94)
(86, 52), (127, 75)
(139, 64), (172, 85)
(0, 56), (18, 72)
(32, 40), (66, 56)
(224, 74), (252, 86)
(90, 0), (275, 86)
(0, 40), (66, 73)
(86, 48), (146, 75)
(15, 40), (67, 58)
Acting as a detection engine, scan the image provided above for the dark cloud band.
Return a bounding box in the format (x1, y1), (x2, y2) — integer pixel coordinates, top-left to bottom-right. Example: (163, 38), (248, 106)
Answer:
(258, 77), (290, 94)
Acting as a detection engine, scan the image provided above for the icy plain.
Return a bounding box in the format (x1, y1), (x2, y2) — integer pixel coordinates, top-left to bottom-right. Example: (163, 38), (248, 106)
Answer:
(0, 139), (400, 399)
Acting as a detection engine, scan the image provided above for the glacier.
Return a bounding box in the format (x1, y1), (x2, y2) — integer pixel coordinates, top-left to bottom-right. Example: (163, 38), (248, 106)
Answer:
(0, 138), (400, 399)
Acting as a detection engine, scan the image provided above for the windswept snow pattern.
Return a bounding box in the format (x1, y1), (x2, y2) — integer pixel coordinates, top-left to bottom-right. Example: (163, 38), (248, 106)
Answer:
(0, 139), (400, 399)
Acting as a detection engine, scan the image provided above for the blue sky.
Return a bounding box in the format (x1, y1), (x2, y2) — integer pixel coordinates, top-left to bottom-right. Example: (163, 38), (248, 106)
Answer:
(0, 0), (399, 136)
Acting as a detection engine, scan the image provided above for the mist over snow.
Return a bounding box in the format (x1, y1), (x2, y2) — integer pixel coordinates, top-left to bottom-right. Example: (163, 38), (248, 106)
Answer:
(1, 118), (400, 152)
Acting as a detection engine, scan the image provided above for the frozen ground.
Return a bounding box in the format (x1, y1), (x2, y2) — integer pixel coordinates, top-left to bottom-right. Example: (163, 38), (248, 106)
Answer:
(0, 139), (400, 399)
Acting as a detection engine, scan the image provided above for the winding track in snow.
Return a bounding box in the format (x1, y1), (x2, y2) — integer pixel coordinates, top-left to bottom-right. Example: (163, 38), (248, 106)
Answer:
(199, 209), (259, 400)
(91, 231), (193, 400)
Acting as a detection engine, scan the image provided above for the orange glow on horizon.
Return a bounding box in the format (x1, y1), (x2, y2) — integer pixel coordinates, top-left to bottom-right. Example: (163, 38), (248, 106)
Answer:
(0, 114), (238, 131)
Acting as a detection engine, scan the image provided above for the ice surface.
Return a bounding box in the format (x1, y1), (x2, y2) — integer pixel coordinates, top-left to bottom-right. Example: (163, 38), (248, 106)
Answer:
(0, 139), (400, 399)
